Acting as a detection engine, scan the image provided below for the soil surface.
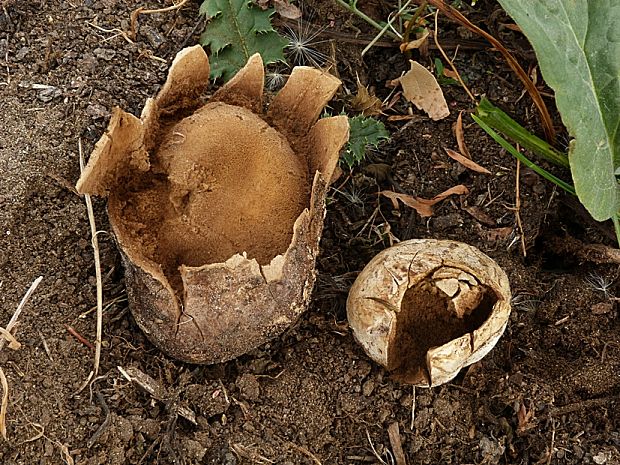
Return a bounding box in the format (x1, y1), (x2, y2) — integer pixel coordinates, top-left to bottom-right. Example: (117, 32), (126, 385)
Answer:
(1, 1), (619, 464)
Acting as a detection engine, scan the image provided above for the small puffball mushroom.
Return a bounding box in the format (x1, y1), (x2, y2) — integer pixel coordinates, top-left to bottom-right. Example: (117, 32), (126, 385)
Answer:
(347, 239), (511, 387)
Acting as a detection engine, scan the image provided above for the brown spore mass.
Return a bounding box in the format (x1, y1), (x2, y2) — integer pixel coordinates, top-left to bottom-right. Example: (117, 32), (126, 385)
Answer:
(109, 102), (310, 288)
(390, 278), (496, 383)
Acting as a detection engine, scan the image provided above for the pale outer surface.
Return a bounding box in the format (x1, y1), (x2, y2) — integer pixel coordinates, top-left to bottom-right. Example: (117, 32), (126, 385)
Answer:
(346, 239), (512, 387)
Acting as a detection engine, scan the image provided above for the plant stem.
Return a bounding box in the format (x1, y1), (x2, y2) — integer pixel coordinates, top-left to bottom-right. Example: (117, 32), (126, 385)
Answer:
(333, 0), (401, 41)
(613, 215), (620, 247)
(475, 98), (569, 169)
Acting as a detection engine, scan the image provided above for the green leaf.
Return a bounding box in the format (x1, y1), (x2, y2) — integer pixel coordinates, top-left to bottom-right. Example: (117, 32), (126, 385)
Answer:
(342, 116), (390, 169)
(475, 98), (569, 169)
(199, 0), (288, 81)
(472, 114), (576, 196)
(496, 0), (620, 221)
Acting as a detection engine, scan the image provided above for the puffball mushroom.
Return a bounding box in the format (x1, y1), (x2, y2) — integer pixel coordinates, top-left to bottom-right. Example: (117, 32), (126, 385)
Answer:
(76, 46), (349, 364)
(347, 239), (511, 387)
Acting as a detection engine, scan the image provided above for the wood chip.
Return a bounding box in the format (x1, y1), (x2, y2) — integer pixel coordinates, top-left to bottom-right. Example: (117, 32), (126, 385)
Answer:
(387, 422), (407, 465)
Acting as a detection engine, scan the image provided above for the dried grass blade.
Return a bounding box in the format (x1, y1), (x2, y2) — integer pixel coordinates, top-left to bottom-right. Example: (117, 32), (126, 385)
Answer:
(79, 139), (103, 383)
(0, 367), (8, 440)
(0, 276), (43, 351)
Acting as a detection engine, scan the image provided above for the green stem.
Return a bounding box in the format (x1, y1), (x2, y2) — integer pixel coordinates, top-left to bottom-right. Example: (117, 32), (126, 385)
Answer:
(472, 114), (575, 196)
(613, 215), (620, 247)
(333, 0), (401, 41)
(475, 98), (569, 169)
(402, 1), (427, 59)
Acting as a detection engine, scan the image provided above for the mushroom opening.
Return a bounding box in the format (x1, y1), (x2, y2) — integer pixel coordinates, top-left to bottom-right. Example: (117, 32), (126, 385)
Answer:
(108, 101), (310, 292)
(389, 277), (497, 384)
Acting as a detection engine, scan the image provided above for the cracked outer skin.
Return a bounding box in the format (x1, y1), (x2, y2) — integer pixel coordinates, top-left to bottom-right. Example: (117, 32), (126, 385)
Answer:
(118, 173), (328, 364)
(347, 239), (512, 387)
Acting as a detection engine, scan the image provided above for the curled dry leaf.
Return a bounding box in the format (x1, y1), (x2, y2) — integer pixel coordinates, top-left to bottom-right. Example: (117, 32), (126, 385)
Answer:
(351, 77), (383, 116)
(444, 148), (491, 174)
(76, 46), (349, 364)
(398, 60), (449, 121)
(463, 206), (496, 227)
(454, 111), (471, 159)
(399, 29), (430, 52)
(381, 185), (469, 217)
(347, 239), (511, 386)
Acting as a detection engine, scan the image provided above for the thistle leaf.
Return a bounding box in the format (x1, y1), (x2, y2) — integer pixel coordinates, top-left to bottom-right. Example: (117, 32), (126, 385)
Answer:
(343, 116), (390, 169)
(199, 0), (287, 81)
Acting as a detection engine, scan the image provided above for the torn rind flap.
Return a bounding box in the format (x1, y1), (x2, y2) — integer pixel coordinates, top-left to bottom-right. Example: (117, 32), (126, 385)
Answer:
(76, 108), (149, 196)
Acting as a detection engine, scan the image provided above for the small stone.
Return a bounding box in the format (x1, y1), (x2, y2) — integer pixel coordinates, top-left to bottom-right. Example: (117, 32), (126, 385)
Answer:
(15, 46), (30, 61)
(362, 379), (375, 396)
(236, 373), (261, 400)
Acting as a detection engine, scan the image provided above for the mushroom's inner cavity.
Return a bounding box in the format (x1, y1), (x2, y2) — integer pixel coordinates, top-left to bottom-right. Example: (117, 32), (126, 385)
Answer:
(109, 102), (310, 291)
(390, 276), (496, 384)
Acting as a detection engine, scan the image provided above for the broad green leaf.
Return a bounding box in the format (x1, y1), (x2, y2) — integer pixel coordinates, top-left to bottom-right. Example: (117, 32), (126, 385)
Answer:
(342, 116), (390, 169)
(199, 0), (287, 81)
(497, 0), (620, 221)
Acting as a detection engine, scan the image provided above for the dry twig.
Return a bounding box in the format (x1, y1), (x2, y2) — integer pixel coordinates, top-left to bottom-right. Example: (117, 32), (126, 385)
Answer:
(432, 10), (475, 103)
(0, 368), (8, 440)
(78, 139), (103, 389)
(0, 275), (43, 441)
(515, 159), (527, 256)
(130, 0), (190, 39)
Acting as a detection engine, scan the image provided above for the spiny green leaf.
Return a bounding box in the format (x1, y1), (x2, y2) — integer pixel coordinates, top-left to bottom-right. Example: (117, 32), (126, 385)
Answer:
(342, 116), (390, 169)
(497, 0), (620, 221)
(199, 0), (288, 82)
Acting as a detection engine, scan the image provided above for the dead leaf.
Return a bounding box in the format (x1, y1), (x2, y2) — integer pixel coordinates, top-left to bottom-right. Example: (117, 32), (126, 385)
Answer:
(484, 227), (513, 241)
(398, 60), (449, 120)
(399, 29), (430, 52)
(351, 77), (382, 115)
(463, 206), (496, 226)
(273, 0), (301, 19)
(516, 401), (534, 435)
(442, 67), (460, 80)
(454, 111), (471, 159)
(500, 22), (522, 33)
(444, 148), (491, 174)
(381, 185), (468, 217)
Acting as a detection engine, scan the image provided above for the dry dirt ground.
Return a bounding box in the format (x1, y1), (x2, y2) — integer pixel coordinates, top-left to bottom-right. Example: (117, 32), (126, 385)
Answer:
(0, 0), (619, 464)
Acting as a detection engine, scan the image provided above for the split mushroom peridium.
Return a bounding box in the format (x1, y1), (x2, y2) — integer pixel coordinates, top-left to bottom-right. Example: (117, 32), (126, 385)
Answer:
(347, 239), (511, 387)
(76, 46), (349, 363)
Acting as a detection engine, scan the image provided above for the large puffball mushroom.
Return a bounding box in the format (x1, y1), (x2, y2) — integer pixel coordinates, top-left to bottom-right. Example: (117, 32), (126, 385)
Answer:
(76, 46), (349, 364)
(347, 239), (511, 387)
